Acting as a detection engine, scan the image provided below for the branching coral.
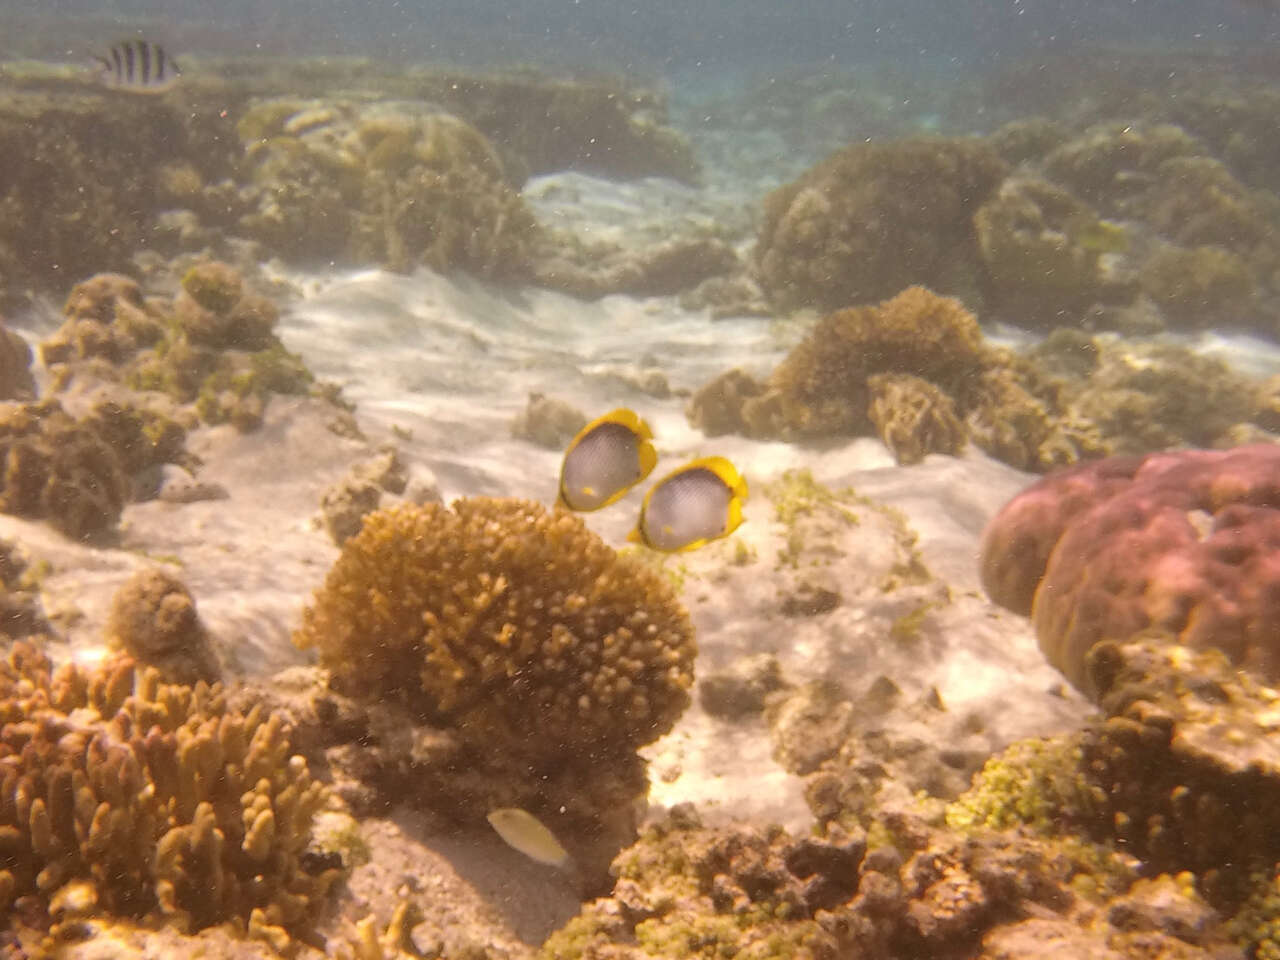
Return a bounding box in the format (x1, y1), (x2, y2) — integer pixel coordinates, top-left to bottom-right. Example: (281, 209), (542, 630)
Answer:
(754, 137), (1007, 312)
(0, 641), (338, 937)
(294, 497), (696, 761)
(740, 286), (990, 440)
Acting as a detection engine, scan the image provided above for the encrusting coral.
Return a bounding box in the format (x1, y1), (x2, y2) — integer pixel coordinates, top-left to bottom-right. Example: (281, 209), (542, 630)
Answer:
(0, 641), (339, 942)
(754, 136), (1008, 312)
(979, 444), (1280, 698)
(295, 497), (695, 761)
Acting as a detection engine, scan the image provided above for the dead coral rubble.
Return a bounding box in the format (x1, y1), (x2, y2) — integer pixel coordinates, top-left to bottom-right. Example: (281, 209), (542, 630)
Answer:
(0, 642), (338, 941)
(540, 804), (1234, 960)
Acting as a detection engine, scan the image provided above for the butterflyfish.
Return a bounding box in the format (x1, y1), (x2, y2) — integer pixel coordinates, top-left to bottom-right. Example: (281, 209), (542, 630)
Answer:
(557, 408), (657, 512)
(94, 40), (181, 93)
(628, 455), (748, 552)
(486, 807), (572, 869)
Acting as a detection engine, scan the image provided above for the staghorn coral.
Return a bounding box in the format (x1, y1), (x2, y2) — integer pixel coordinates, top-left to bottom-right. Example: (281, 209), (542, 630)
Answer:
(865, 373), (967, 466)
(294, 497), (695, 760)
(754, 136), (1007, 312)
(979, 444), (1280, 698)
(104, 568), (221, 686)
(0, 641), (338, 938)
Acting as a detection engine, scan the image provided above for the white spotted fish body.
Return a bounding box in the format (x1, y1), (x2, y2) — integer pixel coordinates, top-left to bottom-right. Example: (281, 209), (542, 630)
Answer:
(486, 807), (572, 869)
(95, 40), (181, 93)
(629, 455), (748, 552)
(557, 408), (657, 512)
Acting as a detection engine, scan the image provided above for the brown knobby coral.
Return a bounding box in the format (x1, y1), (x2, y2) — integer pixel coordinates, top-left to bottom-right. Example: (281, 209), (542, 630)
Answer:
(294, 498), (696, 761)
(0, 642), (337, 936)
(754, 136), (1007, 312)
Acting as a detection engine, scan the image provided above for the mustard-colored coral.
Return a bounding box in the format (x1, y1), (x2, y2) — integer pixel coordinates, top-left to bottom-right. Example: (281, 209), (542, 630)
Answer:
(743, 286), (989, 440)
(294, 498), (696, 759)
(0, 641), (338, 935)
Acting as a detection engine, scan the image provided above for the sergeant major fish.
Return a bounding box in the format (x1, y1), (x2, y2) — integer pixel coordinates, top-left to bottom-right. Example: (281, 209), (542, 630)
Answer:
(557, 408), (657, 512)
(629, 455), (748, 552)
(95, 40), (181, 93)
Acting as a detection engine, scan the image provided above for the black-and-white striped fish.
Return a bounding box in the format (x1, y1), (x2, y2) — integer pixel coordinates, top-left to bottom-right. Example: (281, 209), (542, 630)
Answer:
(94, 40), (181, 93)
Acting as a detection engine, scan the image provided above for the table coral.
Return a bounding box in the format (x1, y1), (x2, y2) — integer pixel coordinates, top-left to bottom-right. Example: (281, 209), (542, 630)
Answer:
(979, 444), (1280, 697)
(754, 137), (1007, 312)
(0, 642), (338, 940)
(294, 497), (696, 760)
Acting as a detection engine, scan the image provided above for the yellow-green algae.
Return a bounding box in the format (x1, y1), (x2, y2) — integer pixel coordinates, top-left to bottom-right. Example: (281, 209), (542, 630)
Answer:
(945, 736), (1103, 835)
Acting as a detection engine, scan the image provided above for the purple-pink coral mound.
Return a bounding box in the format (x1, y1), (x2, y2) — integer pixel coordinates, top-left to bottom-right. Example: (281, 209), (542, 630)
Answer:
(979, 444), (1280, 697)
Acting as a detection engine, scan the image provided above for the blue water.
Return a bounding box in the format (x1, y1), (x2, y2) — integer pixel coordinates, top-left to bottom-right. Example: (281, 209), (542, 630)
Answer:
(4, 0), (1279, 74)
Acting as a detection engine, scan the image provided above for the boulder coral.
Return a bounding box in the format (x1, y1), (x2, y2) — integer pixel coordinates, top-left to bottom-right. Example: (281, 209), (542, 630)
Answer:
(0, 399), (131, 540)
(754, 137), (1007, 312)
(237, 99), (538, 277)
(294, 497), (696, 761)
(974, 176), (1129, 328)
(105, 569), (221, 687)
(979, 444), (1280, 697)
(0, 642), (338, 939)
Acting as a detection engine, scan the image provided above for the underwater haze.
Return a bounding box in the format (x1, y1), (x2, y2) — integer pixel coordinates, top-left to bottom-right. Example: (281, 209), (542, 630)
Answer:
(4, 0), (1280, 957)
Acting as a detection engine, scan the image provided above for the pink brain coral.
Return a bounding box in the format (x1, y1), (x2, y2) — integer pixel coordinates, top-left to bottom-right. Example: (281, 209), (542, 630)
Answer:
(980, 444), (1280, 697)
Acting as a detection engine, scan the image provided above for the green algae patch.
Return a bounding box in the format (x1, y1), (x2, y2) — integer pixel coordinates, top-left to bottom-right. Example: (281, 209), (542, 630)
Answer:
(945, 736), (1104, 835)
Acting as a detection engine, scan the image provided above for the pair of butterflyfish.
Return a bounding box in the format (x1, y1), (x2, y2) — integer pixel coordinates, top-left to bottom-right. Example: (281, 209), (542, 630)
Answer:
(556, 408), (747, 552)
(94, 40), (181, 93)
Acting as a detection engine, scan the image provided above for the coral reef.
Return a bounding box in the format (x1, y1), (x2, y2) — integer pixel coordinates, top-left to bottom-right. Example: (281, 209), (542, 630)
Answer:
(238, 99), (538, 277)
(539, 803), (1228, 960)
(1080, 639), (1280, 887)
(0, 540), (47, 639)
(295, 497), (695, 760)
(531, 234), (739, 300)
(42, 267), (318, 435)
(974, 176), (1130, 327)
(0, 399), (131, 540)
(754, 137), (1007, 312)
(865, 373), (967, 466)
(0, 641), (338, 941)
(738, 286), (990, 441)
(104, 568), (221, 686)
(1138, 243), (1258, 329)
(979, 444), (1280, 697)
(510, 392), (588, 450)
(0, 318), (32, 402)
(293, 498), (694, 884)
